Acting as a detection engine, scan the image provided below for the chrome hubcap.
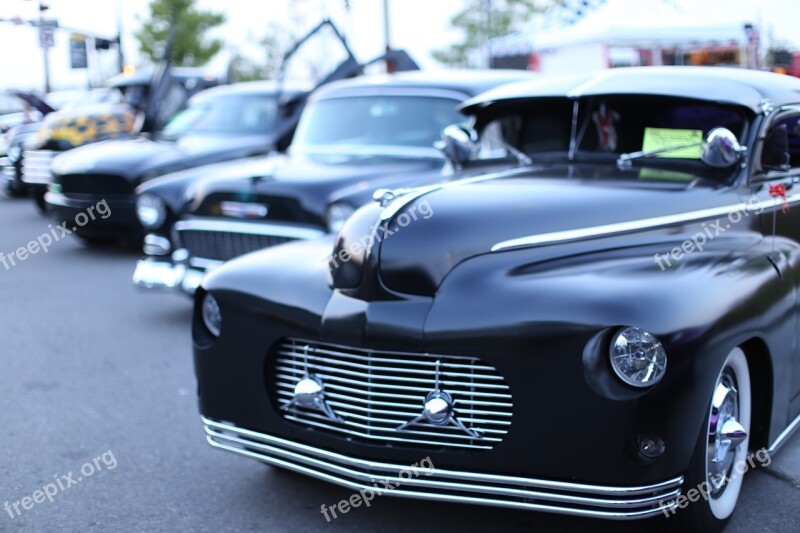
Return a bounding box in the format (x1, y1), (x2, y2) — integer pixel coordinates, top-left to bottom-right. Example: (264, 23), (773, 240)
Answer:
(706, 371), (747, 495)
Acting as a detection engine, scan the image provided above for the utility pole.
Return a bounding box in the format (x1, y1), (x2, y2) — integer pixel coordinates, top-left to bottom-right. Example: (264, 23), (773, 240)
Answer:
(116, 0), (125, 73)
(383, 0), (392, 72)
(39, 0), (52, 93)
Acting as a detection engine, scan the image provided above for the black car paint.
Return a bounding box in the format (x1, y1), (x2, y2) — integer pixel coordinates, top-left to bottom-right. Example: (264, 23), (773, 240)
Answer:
(191, 68), (800, 503)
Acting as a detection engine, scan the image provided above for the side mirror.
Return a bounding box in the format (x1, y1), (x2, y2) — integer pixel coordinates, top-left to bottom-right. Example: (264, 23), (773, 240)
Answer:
(702, 128), (746, 168)
(437, 124), (479, 168)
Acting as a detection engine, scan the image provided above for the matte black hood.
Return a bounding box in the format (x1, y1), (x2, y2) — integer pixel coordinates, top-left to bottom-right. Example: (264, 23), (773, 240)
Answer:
(51, 133), (276, 183)
(371, 164), (745, 295)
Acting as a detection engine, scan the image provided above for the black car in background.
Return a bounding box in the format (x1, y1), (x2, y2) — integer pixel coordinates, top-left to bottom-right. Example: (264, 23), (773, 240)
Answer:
(132, 69), (534, 294)
(17, 68), (221, 211)
(43, 19), (419, 244)
(193, 67), (800, 531)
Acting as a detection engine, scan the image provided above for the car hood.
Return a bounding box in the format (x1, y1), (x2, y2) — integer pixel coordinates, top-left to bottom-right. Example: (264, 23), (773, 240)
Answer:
(51, 134), (276, 182)
(185, 151), (445, 226)
(340, 163), (749, 296)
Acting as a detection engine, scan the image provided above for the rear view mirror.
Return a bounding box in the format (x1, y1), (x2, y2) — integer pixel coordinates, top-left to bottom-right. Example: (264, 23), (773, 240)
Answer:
(701, 128), (746, 168)
(437, 124), (479, 169)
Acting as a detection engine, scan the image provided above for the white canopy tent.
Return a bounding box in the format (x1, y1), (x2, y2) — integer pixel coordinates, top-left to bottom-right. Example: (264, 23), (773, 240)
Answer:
(489, 0), (755, 73)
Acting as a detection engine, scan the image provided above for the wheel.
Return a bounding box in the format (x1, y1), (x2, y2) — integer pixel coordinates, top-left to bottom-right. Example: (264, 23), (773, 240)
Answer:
(669, 347), (752, 532)
(33, 192), (49, 215)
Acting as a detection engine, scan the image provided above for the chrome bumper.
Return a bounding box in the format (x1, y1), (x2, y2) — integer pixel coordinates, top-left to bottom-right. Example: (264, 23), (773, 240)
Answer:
(132, 256), (217, 295)
(202, 417), (683, 520)
(21, 149), (57, 185)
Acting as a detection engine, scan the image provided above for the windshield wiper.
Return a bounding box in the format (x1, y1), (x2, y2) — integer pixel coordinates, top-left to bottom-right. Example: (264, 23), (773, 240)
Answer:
(616, 142), (700, 168)
(503, 141), (532, 166)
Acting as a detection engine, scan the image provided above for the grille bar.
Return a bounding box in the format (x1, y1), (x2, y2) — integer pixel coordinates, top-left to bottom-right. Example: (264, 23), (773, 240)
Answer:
(176, 218), (324, 263)
(272, 338), (513, 451)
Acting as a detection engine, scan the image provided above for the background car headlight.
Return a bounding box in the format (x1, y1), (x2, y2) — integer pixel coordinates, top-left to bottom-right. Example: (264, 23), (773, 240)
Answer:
(325, 202), (355, 233)
(609, 327), (667, 387)
(7, 145), (21, 163)
(136, 194), (167, 228)
(201, 293), (221, 337)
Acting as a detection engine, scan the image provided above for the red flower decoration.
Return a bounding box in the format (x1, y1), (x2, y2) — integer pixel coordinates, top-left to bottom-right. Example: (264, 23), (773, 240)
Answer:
(770, 184), (790, 214)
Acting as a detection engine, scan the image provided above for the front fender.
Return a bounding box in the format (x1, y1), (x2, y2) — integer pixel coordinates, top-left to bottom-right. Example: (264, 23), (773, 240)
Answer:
(421, 231), (796, 483)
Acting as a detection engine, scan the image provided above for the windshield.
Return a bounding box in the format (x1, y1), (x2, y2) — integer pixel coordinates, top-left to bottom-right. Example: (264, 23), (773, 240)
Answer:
(161, 93), (278, 138)
(292, 95), (464, 154)
(480, 96), (751, 174)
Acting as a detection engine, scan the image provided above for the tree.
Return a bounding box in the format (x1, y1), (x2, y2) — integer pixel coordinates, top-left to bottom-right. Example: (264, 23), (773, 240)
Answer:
(135, 0), (226, 66)
(433, 0), (563, 68)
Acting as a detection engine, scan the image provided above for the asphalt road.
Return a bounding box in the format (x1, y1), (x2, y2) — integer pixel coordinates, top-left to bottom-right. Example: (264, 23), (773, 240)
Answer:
(1, 192), (799, 533)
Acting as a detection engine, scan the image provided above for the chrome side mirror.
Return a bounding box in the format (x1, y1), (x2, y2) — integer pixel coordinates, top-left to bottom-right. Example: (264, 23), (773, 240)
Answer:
(702, 128), (746, 168)
(437, 124), (479, 168)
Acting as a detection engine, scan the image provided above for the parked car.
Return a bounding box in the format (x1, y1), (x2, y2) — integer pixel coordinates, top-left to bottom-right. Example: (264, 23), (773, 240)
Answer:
(44, 19), (419, 244)
(2, 88), (117, 198)
(133, 69), (534, 294)
(192, 67), (800, 531)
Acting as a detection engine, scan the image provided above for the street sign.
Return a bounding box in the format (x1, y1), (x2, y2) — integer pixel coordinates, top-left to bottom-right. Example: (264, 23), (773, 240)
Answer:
(38, 18), (58, 48)
(70, 34), (88, 69)
(39, 26), (54, 48)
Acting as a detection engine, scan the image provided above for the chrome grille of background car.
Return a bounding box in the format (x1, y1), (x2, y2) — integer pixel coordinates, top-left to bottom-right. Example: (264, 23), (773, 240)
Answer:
(272, 338), (513, 451)
(21, 149), (57, 184)
(57, 173), (134, 195)
(178, 229), (298, 262)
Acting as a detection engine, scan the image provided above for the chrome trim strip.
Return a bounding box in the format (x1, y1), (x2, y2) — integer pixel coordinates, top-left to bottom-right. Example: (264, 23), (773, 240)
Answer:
(492, 192), (800, 252)
(175, 218), (325, 241)
(768, 412), (800, 454)
(202, 417), (682, 519)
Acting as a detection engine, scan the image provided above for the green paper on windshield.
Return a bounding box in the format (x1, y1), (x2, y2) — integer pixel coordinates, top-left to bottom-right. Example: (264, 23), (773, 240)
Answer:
(642, 128), (703, 159)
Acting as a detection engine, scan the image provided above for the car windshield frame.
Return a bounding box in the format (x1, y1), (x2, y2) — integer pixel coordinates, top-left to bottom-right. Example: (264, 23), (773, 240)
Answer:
(290, 93), (466, 157)
(160, 92), (279, 139)
(476, 95), (755, 179)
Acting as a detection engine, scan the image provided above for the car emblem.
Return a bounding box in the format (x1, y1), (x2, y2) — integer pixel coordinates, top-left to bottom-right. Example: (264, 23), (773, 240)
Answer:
(397, 360), (483, 438)
(220, 201), (268, 219)
(281, 345), (343, 422)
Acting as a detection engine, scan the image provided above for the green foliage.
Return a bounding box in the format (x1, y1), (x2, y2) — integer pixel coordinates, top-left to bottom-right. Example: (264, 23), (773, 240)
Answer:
(135, 0), (226, 66)
(433, 0), (562, 67)
(227, 22), (299, 83)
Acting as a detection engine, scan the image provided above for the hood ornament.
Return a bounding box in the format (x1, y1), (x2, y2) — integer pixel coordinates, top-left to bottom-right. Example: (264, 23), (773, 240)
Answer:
(397, 360), (482, 439)
(281, 345), (343, 422)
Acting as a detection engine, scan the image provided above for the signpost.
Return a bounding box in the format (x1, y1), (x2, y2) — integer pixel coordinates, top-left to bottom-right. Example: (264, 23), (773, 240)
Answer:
(38, 18), (57, 48)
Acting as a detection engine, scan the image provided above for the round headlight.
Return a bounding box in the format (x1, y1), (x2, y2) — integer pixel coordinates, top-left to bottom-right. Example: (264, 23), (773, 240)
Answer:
(7, 145), (21, 163)
(610, 327), (667, 387)
(326, 203), (355, 233)
(136, 194), (167, 228)
(201, 293), (221, 337)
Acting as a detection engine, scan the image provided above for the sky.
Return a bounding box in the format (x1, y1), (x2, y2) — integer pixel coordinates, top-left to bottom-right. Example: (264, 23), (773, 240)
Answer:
(0, 0), (798, 92)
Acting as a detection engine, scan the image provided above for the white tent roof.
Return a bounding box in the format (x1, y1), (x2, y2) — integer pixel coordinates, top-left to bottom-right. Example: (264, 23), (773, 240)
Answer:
(490, 0), (750, 57)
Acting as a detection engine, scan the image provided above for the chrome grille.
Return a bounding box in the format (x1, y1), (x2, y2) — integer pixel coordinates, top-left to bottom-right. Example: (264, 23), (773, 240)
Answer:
(179, 229), (295, 262)
(21, 149), (57, 184)
(272, 338), (513, 451)
(175, 218), (325, 263)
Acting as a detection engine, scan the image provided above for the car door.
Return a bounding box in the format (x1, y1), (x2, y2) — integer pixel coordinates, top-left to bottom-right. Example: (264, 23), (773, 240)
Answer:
(755, 107), (800, 417)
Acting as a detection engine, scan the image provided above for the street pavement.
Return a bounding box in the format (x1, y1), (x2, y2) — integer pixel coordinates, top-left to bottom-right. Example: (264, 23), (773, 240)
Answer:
(0, 193), (798, 532)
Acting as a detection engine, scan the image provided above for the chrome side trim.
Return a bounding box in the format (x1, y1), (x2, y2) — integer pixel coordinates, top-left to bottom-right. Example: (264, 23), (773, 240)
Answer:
(175, 218), (325, 240)
(768, 412), (800, 454)
(492, 192), (800, 252)
(202, 417), (682, 520)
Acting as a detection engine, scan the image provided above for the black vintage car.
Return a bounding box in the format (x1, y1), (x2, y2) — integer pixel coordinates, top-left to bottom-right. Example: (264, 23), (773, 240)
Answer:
(132, 69), (533, 294)
(43, 20), (417, 243)
(192, 67), (800, 531)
